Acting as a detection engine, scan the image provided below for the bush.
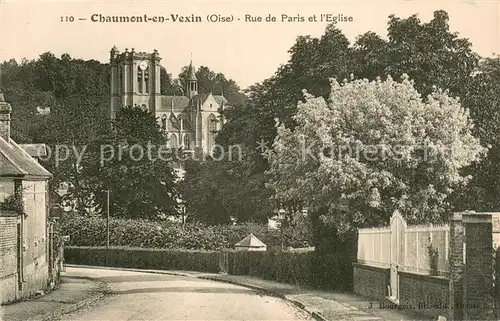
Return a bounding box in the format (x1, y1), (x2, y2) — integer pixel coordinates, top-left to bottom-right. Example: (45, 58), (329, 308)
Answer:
(60, 215), (310, 250)
(65, 246), (352, 292)
(226, 249), (344, 289)
(65, 246), (221, 273)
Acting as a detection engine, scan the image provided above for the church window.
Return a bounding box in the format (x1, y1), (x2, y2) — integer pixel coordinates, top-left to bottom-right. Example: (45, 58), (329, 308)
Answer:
(161, 116), (167, 130)
(183, 134), (190, 149)
(137, 67), (143, 93)
(144, 70), (149, 94)
(169, 133), (178, 149)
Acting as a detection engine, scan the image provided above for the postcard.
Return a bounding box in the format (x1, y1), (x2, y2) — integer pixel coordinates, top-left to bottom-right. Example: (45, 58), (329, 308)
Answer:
(1, 1), (499, 320)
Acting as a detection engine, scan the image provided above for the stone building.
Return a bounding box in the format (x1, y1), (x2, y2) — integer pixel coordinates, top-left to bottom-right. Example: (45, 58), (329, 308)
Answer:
(109, 46), (228, 154)
(0, 92), (55, 304)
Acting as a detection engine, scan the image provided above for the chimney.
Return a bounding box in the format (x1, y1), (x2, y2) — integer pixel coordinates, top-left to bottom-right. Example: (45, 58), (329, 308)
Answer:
(0, 91), (12, 142)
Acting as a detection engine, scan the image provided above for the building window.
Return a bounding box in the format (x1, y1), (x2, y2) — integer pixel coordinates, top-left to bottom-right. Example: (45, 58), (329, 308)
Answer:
(169, 133), (178, 149)
(161, 116), (167, 130)
(137, 67), (143, 93)
(144, 70), (149, 94)
(183, 134), (190, 149)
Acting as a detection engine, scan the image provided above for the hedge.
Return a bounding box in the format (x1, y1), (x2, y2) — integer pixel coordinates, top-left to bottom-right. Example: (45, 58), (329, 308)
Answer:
(59, 215), (311, 250)
(64, 246), (315, 284)
(65, 246), (222, 273)
(228, 250), (351, 290)
(65, 246), (352, 291)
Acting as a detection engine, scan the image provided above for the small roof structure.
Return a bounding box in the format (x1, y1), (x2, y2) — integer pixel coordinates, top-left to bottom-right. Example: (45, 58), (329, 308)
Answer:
(20, 144), (48, 159)
(234, 233), (267, 251)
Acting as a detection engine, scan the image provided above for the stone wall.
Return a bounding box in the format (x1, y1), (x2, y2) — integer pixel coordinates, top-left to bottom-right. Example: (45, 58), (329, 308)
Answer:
(398, 271), (449, 319)
(353, 263), (389, 300)
(0, 213), (19, 303)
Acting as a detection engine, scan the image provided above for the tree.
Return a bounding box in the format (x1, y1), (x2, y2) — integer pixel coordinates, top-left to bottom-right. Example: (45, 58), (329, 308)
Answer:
(353, 10), (479, 97)
(160, 66), (180, 95)
(215, 10), (484, 229)
(180, 147), (273, 225)
(177, 65), (246, 105)
(452, 57), (500, 211)
(1, 53), (110, 212)
(265, 75), (486, 233)
(90, 106), (179, 219)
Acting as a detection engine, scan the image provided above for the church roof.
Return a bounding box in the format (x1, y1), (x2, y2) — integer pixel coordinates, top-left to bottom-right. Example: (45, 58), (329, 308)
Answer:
(213, 95), (228, 106)
(189, 94), (229, 108)
(235, 233), (267, 248)
(159, 96), (190, 113)
(158, 93), (229, 114)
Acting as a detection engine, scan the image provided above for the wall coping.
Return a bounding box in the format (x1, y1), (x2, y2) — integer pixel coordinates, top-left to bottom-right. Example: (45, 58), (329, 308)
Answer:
(462, 213), (492, 224)
(353, 262), (390, 272)
(0, 210), (20, 217)
(398, 270), (449, 285)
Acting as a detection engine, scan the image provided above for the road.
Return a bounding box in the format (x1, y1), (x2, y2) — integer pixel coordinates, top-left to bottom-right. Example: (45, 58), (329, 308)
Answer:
(58, 268), (313, 321)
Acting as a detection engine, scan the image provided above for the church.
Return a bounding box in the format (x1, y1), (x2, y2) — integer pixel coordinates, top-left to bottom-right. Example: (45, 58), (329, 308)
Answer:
(109, 46), (227, 154)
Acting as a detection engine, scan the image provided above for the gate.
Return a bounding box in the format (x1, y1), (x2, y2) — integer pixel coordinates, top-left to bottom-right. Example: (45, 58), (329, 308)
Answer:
(389, 211), (406, 302)
(358, 211), (450, 302)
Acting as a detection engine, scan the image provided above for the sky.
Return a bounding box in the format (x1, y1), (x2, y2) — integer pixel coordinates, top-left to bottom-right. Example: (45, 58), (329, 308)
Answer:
(1, 0), (499, 89)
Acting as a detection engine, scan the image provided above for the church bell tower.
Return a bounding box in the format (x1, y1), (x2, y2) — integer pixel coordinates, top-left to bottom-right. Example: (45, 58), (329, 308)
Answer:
(186, 60), (198, 98)
(110, 46), (162, 121)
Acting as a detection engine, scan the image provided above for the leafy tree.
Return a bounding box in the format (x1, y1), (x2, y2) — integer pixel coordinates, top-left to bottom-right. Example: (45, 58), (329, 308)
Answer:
(180, 147), (273, 225)
(177, 65), (247, 106)
(265, 75), (486, 233)
(1, 53), (110, 212)
(216, 10), (485, 229)
(220, 10), (480, 170)
(452, 57), (500, 211)
(160, 66), (180, 95)
(90, 106), (178, 219)
(353, 10), (479, 97)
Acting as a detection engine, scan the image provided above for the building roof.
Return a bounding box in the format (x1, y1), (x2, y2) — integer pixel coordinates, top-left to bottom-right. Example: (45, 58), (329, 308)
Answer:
(213, 95), (228, 106)
(0, 138), (52, 178)
(19, 144), (48, 158)
(235, 233), (267, 248)
(159, 93), (229, 114)
(189, 94), (228, 109)
(159, 96), (190, 113)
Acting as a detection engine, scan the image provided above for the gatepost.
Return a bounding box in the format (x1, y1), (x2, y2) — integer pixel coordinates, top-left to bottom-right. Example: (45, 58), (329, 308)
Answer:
(462, 212), (494, 320)
(448, 212), (464, 321)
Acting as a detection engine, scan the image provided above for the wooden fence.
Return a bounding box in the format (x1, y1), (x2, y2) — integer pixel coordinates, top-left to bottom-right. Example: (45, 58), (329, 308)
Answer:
(357, 212), (450, 276)
(357, 227), (391, 268)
